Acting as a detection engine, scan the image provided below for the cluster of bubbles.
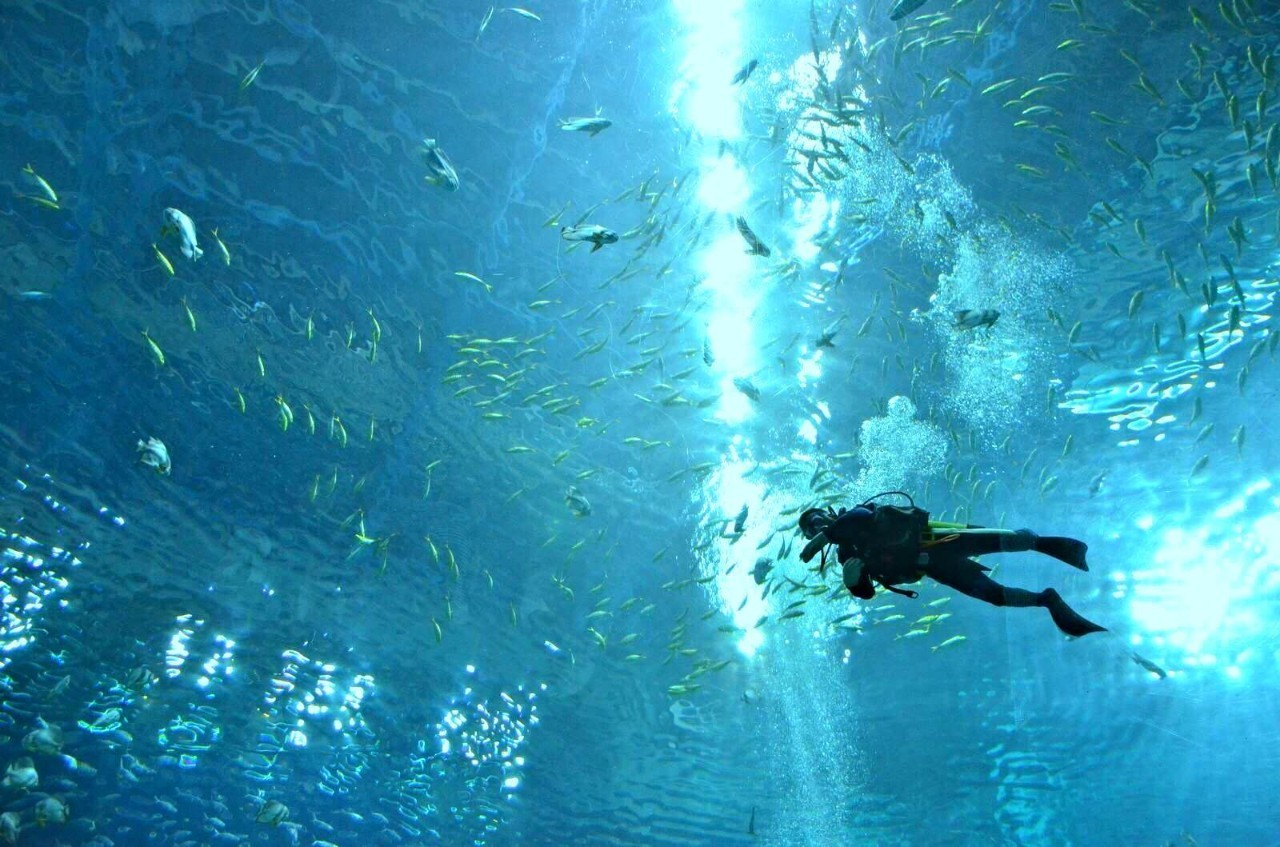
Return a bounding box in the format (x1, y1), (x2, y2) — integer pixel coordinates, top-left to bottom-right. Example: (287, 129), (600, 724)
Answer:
(854, 395), (947, 498)
(436, 679), (541, 785)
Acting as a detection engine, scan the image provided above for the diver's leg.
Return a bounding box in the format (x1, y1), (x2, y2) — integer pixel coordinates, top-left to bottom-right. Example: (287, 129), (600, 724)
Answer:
(935, 528), (1089, 571)
(926, 556), (1106, 637)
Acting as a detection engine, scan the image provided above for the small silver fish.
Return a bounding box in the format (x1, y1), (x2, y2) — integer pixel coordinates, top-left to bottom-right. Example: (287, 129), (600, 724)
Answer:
(240, 59), (265, 89)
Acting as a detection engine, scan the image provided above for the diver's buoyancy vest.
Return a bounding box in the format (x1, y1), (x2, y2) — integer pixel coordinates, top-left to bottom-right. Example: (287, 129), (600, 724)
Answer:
(865, 505), (930, 584)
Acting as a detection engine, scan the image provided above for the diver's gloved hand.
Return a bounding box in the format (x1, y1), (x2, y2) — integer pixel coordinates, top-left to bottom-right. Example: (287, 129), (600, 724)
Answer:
(842, 557), (864, 591)
(799, 532), (830, 564)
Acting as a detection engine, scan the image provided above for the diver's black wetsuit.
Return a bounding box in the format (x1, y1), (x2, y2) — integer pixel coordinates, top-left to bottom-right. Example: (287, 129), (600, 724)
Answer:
(807, 505), (1105, 637)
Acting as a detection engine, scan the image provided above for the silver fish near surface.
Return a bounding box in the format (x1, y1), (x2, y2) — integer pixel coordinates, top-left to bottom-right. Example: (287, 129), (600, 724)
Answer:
(558, 117), (612, 136)
(560, 224), (618, 252)
(953, 309), (1000, 330)
(420, 138), (460, 191)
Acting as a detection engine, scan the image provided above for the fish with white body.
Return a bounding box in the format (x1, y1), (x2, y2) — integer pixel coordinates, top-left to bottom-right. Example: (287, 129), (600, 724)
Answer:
(33, 796), (69, 826)
(137, 437), (171, 475)
(256, 799), (290, 825)
(560, 224), (618, 252)
(22, 718), (63, 755)
(163, 208), (203, 261)
(954, 309), (999, 330)
(559, 117), (612, 136)
(2, 757), (37, 790)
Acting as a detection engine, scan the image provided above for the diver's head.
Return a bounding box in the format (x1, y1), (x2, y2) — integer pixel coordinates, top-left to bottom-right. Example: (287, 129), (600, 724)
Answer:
(798, 507), (832, 540)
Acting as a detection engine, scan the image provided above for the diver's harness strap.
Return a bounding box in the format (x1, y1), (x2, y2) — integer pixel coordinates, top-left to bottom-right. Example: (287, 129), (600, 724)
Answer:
(805, 492), (932, 600)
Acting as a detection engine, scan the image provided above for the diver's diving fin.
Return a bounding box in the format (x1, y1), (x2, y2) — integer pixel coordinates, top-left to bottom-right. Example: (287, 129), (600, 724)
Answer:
(1041, 588), (1106, 637)
(1034, 536), (1089, 571)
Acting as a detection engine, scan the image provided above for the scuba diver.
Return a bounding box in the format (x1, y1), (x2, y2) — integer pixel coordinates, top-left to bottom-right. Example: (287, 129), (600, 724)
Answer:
(798, 493), (1106, 637)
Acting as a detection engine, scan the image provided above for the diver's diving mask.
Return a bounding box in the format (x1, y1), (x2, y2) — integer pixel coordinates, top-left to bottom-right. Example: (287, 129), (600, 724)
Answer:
(798, 507), (833, 539)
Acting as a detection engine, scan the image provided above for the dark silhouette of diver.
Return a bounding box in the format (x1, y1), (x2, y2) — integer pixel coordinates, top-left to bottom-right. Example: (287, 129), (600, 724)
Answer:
(798, 493), (1106, 637)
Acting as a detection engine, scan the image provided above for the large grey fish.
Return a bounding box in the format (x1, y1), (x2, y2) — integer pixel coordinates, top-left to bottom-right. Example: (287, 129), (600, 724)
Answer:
(732, 59), (758, 85)
(559, 117), (612, 136)
(560, 224), (618, 252)
(420, 138), (460, 191)
(752, 557), (773, 585)
(954, 308), (999, 330)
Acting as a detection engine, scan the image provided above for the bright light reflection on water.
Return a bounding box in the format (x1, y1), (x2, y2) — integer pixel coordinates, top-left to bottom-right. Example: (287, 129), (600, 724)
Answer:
(1125, 481), (1279, 678)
